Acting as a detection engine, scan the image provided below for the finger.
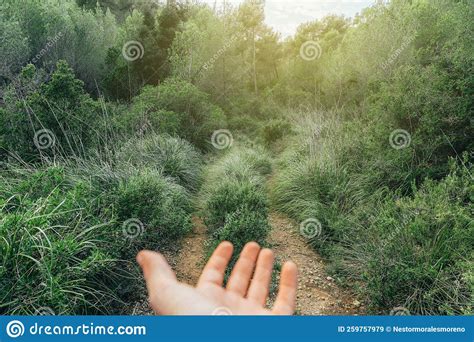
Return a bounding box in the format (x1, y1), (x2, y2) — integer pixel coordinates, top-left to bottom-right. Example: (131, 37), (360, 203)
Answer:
(226, 242), (260, 296)
(197, 241), (233, 287)
(137, 251), (209, 315)
(247, 248), (274, 306)
(137, 250), (178, 313)
(272, 261), (298, 315)
(137, 250), (177, 292)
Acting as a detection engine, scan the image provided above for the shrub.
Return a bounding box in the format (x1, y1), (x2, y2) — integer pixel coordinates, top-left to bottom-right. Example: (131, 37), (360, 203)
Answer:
(207, 206), (270, 263)
(122, 79), (226, 149)
(357, 160), (473, 315)
(202, 145), (272, 265)
(273, 109), (473, 314)
(1, 61), (103, 161)
(117, 135), (203, 192)
(117, 170), (193, 250)
(0, 166), (128, 315)
(202, 145), (272, 231)
(204, 178), (268, 233)
(204, 145), (272, 187)
(0, 159), (196, 315)
(118, 85), (182, 136)
(227, 114), (262, 136)
(261, 119), (293, 147)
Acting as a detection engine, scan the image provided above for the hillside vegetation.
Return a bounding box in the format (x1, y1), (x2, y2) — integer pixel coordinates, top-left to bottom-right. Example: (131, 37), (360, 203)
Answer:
(0, 0), (472, 315)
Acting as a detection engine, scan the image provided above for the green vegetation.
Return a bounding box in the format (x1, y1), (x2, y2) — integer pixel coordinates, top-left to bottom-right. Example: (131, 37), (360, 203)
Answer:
(0, 155), (195, 314)
(117, 135), (203, 192)
(117, 79), (226, 149)
(270, 1), (473, 314)
(1, 0), (472, 315)
(202, 146), (272, 263)
(1, 165), (129, 314)
(117, 170), (193, 251)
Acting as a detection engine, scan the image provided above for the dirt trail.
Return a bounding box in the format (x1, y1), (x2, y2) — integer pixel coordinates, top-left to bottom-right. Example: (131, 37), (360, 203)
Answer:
(130, 216), (207, 315)
(131, 213), (363, 315)
(267, 213), (363, 315)
(173, 216), (208, 284)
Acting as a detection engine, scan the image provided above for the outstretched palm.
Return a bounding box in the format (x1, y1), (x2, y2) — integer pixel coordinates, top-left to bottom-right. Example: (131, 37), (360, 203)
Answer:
(137, 241), (298, 315)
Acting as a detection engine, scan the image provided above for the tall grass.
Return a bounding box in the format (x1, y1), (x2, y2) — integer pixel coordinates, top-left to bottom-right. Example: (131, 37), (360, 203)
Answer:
(0, 134), (200, 315)
(272, 110), (473, 315)
(0, 165), (128, 314)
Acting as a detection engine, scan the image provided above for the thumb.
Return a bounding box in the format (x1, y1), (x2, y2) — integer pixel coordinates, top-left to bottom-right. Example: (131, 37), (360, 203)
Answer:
(137, 250), (202, 315)
(137, 250), (177, 292)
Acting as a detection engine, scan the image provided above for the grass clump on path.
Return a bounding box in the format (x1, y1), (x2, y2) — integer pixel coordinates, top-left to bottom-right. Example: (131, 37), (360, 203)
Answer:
(202, 145), (272, 264)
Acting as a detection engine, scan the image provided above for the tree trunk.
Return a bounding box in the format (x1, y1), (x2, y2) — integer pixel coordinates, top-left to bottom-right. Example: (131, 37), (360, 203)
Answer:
(252, 28), (258, 96)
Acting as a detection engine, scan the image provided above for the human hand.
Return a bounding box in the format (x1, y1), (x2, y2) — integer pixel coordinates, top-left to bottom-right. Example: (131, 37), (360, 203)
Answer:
(137, 241), (298, 315)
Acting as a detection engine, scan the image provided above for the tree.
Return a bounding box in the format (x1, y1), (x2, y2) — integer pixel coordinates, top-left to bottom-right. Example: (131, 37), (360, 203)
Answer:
(1, 61), (101, 160)
(237, 0), (265, 96)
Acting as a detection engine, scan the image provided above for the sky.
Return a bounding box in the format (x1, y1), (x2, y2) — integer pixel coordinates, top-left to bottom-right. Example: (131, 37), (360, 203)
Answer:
(201, 0), (376, 37)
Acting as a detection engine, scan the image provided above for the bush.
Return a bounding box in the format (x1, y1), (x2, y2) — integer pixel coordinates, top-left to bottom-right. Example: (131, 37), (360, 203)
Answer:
(117, 135), (203, 192)
(207, 206), (270, 262)
(202, 146), (272, 229)
(118, 86), (182, 136)
(357, 161), (473, 315)
(261, 119), (293, 147)
(117, 170), (193, 250)
(272, 109), (473, 314)
(0, 166), (127, 315)
(204, 145), (272, 186)
(1, 61), (103, 161)
(121, 79), (226, 149)
(204, 178), (268, 233)
(202, 145), (272, 264)
(0, 159), (196, 315)
(227, 114), (262, 137)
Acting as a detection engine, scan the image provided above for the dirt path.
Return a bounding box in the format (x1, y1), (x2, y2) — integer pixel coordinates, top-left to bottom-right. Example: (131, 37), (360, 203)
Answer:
(173, 216), (208, 285)
(130, 216), (207, 315)
(131, 213), (363, 315)
(267, 213), (364, 315)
